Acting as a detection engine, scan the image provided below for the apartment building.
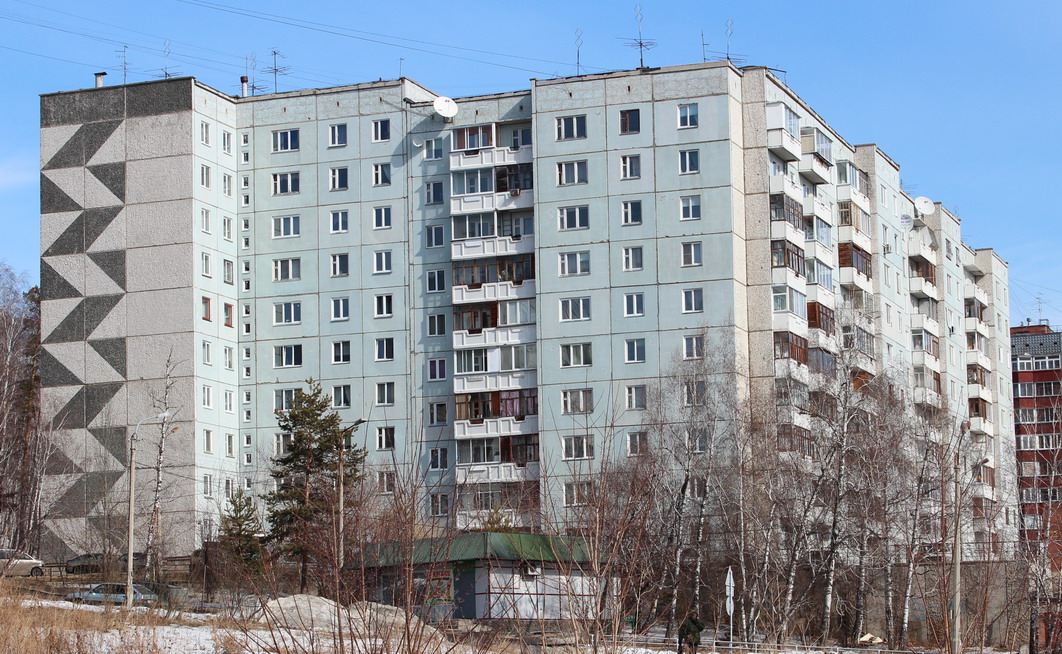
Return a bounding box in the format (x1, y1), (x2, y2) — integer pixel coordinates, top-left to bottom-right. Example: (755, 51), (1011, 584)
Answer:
(37, 61), (1014, 560)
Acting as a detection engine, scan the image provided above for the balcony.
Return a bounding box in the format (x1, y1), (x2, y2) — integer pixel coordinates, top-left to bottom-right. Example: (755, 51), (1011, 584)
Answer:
(451, 189), (534, 215)
(968, 383), (994, 403)
(453, 324), (535, 350)
(908, 234), (937, 263)
(772, 311), (809, 336)
(805, 281), (835, 306)
(909, 276), (941, 300)
(807, 329), (837, 353)
(914, 387), (943, 408)
(455, 461), (540, 485)
(770, 217), (805, 244)
(454, 509), (535, 531)
(454, 414), (538, 439)
(837, 185), (871, 214)
(965, 316), (991, 337)
(838, 267), (873, 293)
(837, 225), (873, 254)
(798, 153), (832, 185)
(965, 282), (989, 306)
(913, 350), (942, 373)
(767, 128), (801, 162)
(449, 144), (532, 171)
(452, 279), (535, 304)
(969, 416), (995, 437)
(965, 349), (993, 372)
(769, 174), (802, 201)
(451, 234), (534, 261)
(454, 369), (537, 394)
(911, 313), (941, 336)
(803, 194), (832, 222)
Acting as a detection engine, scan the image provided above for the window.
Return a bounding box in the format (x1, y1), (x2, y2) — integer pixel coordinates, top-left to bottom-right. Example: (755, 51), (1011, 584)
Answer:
(559, 251), (591, 276)
(560, 343), (592, 367)
(428, 314), (447, 336)
(681, 242), (703, 266)
(430, 493), (449, 516)
(560, 297), (591, 321)
(511, 127), (532, 148)
(274, 345), (303, 368)
(200, 165), (211, 188)
(678, 103), (699, 128)
(452, 169), (493, 195)
(332, 340), (350, 364)
(684, 381), (707, 407)
(201, 297), (211, 321)
(427, 446), (449, 471)
(559, 206), (590, 230)
(274, 388), (298, 411)
(424, 138), (443, 160)
(683, 288), (704, 313)
(561, 389), (593, 414)
(202, 340), (213, 365)
(681, 195), (701, 220)
(428, 358), (447, 381)
(772, 285), (808, 318)
(426, 181), (444, 205)
(223, 303), (234, 327)
(625, 338), (646, 363)
(622, 247), (643, 271)
(377, 471), (396, 494)
(627, 431), (648, 456)
(223, 347), (234, 370)
(427, 269), (446, 292)
(222, 216), (233, 241)
(564, 481), (591, 507)
(622, 200), (642, 225)
(684, 335), (705, 359)
(556, 115), (587, 140)
(771, 240), (806, 276)
(427, 225), (445, 248)
(375, 337), (395, 361)
(557, 161), (588, 185)
(222, 174), (233, 196)
(619, 109), (640, 134)
(331, 210), (349, 233)
(620, 155), (641, 179)
(222, 130), (231, 153)
(372, 427), (396, 452)
(201, 252), (212, 277)
(272, 129), (300, 152)
(272, 258), (301, 281)
(774, 332), (809, 364)
(273, 215), (300, 238)
(200, 121), (211, 145)
(626, 385), (647, 410)
(331, 297), (350, 321)
(562, 434), (594, 459)
(271, 172), (300, 195)
(679, 149), (700, 174)
(376, 382), (395, 405)
(499, 299), (537, 326)
(330, 253), (349, 277)
(429, 403), (448, 426)
(329, 167), (348, 191)
(375, 294), (393, 317)
(500, 344), (536, 370)
(624, 293), (644, 317)
(374, 250), (392, 274)
(453, 125), (493, 151)
(272, 302), (302, 325)
(200, 208), (212, 234)
(202, 386), (213, 409)
(372, 119), (391, 142)
(373, 163), (391, 186)
(329, 123), (347, 147)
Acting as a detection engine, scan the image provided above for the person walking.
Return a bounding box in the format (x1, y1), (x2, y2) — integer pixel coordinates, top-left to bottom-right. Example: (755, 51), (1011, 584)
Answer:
(679, 611), (705, 654)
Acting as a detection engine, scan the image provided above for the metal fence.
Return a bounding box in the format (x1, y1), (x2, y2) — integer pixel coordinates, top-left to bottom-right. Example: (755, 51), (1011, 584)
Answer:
(603, 634), (917, 654)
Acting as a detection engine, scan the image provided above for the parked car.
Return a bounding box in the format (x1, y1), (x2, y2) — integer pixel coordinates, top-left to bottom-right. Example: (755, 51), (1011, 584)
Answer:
(65, 583), (159, 606)
(0, 550), (44, 577)
(65, 553), (108, 575)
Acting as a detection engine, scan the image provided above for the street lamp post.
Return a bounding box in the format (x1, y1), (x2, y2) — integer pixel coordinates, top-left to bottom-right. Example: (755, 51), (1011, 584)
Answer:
(125, 412), (169, 609)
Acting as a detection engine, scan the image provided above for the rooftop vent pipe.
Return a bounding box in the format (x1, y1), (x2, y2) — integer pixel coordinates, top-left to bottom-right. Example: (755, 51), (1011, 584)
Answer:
(241, 76), (248, 97)
(94, 72), (107, 88)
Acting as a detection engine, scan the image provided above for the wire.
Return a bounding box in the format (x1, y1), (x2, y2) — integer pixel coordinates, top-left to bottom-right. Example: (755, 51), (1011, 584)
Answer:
(0, 44), (121, 71)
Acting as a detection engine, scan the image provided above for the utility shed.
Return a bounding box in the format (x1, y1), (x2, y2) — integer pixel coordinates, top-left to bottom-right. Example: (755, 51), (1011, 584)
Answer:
(353, 532), (612, 621)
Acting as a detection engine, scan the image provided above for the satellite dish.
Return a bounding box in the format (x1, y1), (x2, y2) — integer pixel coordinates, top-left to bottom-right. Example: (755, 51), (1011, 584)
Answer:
(899, 214), (913, 229)
(914, 196), (935, 215)
(433, 96), (458, 119)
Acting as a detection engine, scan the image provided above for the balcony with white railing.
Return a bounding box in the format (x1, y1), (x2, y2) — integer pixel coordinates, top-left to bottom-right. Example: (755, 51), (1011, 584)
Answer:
(449, 144), (533, 171)
(455, 461), (540, 485)
(969, 416), (995, 437)
(803, 194), (832, 222)
(837, 184), (871, 214)
(453, 324), (535, 350)
(451, 189), (534, 215)
(838, 266), (873, 294)
(798, 152), (832, 185)
(837, 225), (873, 254)
(968, 383), (994, 403)
(454, 414), (539, 439)
(451, 234), (534, 261)
(965, 316), (991, 337)
(454, 509), (535, 531)
(965, 282), (990, 306)
(452, 279), (535, 304)
(911, 313), (941, 336)
(965, 348), (994, 372)
(769, 174), (802, 201)
(908, 233), (937, 263)
(909, 276), (941, 300)
(914, 387), (943, 408)
(454, 369), (537, 394)
(912, 350), (942, 373)
(767, 128), (801, 162)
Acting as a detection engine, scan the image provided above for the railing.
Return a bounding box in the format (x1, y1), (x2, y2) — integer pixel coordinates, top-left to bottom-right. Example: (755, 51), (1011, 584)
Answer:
(602, 634), (913, 654)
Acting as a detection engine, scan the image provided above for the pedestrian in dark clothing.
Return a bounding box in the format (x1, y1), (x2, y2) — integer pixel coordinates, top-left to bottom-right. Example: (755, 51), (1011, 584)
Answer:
(678, 612), (705, 654)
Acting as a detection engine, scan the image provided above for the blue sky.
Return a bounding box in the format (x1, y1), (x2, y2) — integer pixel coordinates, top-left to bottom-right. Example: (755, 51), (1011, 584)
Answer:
(3, 0), (1060, 324)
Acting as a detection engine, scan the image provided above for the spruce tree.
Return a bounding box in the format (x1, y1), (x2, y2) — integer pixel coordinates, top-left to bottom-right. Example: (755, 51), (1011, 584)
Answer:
(219, 488), (265, 578)
(263, 379), (365, 591)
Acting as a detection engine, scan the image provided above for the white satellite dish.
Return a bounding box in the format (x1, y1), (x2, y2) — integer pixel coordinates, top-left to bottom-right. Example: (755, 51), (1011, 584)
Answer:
(899, 214), (913, 229)
(433, 96), (458, 119)
(914, 196), (935, 215)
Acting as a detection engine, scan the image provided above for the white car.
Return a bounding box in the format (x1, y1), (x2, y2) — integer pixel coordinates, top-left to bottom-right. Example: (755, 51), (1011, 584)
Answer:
(0, 550), (44, 577)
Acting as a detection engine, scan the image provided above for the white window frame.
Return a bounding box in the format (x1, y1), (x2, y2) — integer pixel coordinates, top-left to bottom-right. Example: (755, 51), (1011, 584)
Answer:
(560, 297), (591, 322)
(620, 155), (641, 180)
(678, 103), (699, 128)
(331, 297), (350, 321)
(683, 288), (704, 313)
(681, 242), (703, 267)
(622, 246), (643, 271)
(624, 292), (645, 317)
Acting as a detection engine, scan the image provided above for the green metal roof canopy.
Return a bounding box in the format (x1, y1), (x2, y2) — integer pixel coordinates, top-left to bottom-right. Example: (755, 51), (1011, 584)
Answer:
(351, 532), (595, 568)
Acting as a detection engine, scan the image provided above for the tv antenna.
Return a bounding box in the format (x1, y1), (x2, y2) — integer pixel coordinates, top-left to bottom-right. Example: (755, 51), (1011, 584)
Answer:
(701, 19), (748, 65)
(701, 31), (709, 63)
(115, 45), (130, 85)
(265, 49), (291, 94)
(575, 29), (584, 75)
(620, 4), (656, 69)
(154, 40), (182, 79)
(1037, 293), (1046, 319)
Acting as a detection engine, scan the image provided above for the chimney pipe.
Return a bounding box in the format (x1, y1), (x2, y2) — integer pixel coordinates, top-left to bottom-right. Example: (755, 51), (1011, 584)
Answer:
(94, 72), (107, 88)
(241, 76), (248, 97)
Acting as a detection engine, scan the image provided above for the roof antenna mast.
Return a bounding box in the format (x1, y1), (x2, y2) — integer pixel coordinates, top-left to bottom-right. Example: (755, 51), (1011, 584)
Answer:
(621, 4), (656, 69)
(575, 29), (583, 76)
(265, 49), (291, 94)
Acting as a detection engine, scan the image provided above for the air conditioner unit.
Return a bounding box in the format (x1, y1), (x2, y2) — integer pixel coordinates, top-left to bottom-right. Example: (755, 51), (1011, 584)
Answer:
(509, 189), (521, 197)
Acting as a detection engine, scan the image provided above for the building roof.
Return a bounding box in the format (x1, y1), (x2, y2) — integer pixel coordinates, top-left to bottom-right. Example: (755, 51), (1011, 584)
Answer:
(1012, 322), (1061, 356)
(352, 532), (593, 568)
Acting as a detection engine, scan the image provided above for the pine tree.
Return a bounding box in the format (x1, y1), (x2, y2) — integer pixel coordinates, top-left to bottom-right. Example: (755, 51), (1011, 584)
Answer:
(263, 379), (365, 591)
(219, 488), (265, 578)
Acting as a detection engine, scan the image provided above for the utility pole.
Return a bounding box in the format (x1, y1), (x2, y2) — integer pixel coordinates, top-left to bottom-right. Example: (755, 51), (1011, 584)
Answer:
(338, 418), (366, 570)
(951, 448), (962, 654)
(125, 412), (169, 608)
